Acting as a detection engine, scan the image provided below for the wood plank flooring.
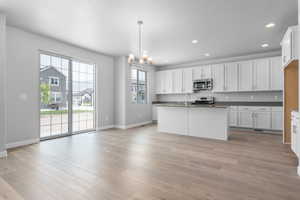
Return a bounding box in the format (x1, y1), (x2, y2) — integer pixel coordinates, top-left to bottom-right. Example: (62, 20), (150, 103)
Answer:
(0, 124), (299, 200)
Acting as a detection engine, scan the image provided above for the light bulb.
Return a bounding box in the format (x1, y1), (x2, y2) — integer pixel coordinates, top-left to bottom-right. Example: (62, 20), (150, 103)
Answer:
(139, 58), (144, 64)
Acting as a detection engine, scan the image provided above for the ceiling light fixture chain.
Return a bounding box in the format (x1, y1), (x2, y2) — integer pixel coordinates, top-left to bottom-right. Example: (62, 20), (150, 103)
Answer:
(128, 20), (153, 65)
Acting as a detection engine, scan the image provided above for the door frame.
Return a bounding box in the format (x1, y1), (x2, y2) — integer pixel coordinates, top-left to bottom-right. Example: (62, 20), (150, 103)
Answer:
(38, 50), (97, 140)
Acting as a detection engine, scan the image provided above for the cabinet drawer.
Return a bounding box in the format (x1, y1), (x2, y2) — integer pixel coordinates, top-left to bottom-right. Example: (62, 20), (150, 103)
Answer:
(238, 106), (255, 111)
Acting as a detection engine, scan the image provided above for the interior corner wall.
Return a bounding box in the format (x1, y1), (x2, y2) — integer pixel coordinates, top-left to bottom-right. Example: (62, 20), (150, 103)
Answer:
(5, 26), (114, 145)
(0, 14), (6, 153)
(114, 56), (127, 127)
(114, 56), (156, 128)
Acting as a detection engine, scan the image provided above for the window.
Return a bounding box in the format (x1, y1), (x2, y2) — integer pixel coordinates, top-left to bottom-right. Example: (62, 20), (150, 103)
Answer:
(49, 77), (59, 86)
(131, 68), (147, 104)
(50, 92), (61, 103)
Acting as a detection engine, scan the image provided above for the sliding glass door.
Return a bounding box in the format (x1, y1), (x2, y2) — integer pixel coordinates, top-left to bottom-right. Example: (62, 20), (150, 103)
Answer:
(39, 53), (96, 139)
(72, 61), (95, 133)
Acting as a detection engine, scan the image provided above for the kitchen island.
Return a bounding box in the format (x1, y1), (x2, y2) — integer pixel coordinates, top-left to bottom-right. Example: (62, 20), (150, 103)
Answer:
(157, 104), (229, 140)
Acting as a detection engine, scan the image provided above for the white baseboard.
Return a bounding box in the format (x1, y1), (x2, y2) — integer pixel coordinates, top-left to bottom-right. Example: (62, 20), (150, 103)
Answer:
(0, 150), (7, 158)
(298, 166), (300, 176)
(115, 121), (153, 130)
(6, 138), (40, 149)
(96, 125), (115, 131)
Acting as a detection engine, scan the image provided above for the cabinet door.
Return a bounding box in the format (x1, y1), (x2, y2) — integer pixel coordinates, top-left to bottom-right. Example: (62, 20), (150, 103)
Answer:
(238, 109), (253, 128)
(238, 61), (253, 91)
(253, 59), (270, 90)
(192, 67), (202, 80)
(182, 68), (193, 93)
(202, 65), (212, 79)
(155, 71), (163, 94)
(172, 69), (183, 94)
(211, 64), (224, 92)
(225, 63), (238, 91)
(270, 57), (283, 91)
(254, 112), (271, 129)
(271, 111), (283, 130)
(165, 71), (173, 94)
(229, 111), (238, 126)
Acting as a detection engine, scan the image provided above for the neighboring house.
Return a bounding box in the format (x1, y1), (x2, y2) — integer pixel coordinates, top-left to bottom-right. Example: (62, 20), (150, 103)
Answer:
(73, 88), (94, 107)
(40, 66), (67, 109)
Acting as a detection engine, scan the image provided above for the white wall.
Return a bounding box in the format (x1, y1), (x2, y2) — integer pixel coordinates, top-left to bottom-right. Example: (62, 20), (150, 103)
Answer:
(0, 14), (6, 155)
(6, 26), (114, 145)
(114, 56), (156, 128)
(114, 56), (126, 127)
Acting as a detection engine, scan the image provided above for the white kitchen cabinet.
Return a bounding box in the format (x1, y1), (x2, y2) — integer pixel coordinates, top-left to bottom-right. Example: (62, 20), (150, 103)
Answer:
(253, 59), (270, 91)
(172, 69), (183, 94)
(270, 57), (283, 91)
(155, 71), (164, 94)
(193, 65), (211, 80)
(229, 106), (238, 126)
(253, 107), (272, 130)
(238, 61), (253, 91)
(281, 26), (298, 67)
(224, 63), (238, 91)
(164, 70), (173, 94)
(211, 64), (225, 92)
(182, 68), (193, 93)
(238, 107), (253, 128)
(271, 107), (283, 131)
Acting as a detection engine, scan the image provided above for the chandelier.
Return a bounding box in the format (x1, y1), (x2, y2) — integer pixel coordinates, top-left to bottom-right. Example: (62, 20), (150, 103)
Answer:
(128, 20), (153, 65)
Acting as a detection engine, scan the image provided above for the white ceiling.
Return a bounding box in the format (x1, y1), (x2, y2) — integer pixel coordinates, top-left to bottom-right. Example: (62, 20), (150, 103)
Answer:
(0, 0), (298, 66)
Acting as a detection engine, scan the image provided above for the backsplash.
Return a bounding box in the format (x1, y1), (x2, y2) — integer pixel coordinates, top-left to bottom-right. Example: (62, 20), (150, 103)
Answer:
(157, 91), (283, 102)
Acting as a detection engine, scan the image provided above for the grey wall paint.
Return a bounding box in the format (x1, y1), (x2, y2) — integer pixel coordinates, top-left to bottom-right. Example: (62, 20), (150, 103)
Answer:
(0, 14), (6, 153)
(114, 56), (156, 127)
(114, 56), (126, 127)
(6, 26), (114, 144)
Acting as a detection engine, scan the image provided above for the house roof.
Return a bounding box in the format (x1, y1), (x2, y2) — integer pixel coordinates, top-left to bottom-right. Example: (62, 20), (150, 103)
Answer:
(40, 66), (66, 78)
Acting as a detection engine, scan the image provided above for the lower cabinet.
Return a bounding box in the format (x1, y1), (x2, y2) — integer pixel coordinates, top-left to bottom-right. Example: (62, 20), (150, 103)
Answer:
(229, 106), (283, 131)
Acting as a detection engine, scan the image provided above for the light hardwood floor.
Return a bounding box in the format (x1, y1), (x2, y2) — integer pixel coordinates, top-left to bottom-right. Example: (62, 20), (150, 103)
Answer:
(0, 125), (299, 200)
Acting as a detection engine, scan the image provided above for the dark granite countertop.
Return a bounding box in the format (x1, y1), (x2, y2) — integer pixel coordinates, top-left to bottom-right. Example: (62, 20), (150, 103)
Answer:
(152, 101), (283, 107)
(154, 103), (228, 109)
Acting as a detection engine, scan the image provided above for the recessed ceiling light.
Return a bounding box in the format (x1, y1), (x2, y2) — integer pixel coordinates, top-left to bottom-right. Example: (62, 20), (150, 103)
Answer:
(192, 40), (198, 44)
(265, 22), (276, 28)
(261, 43), (269, 48)
(204, 53), (210, 57)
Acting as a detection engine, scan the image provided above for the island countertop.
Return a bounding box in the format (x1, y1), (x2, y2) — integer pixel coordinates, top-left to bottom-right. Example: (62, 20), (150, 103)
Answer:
(155, 103), (228, 109)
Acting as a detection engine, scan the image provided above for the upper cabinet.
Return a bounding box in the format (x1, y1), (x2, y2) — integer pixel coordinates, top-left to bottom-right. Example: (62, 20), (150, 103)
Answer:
(253, 59), (270, 91)
(224, 63), (238, 92)
(172, 69), (183, 94)
(182, 68), (193, 93)
(270, 57), (283, 91)
(211, 64), (225, 92)
(155, 56), (283, 94)
(281, 25), (298, 67)
(193, 65), (211, 80)
(238, 61), (253, 91)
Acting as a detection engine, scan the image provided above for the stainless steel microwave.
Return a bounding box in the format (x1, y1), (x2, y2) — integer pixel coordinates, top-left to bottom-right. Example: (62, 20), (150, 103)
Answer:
(193, 79), (213, 91)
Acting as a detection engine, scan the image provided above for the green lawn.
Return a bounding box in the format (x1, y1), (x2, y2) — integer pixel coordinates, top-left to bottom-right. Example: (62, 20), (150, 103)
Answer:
(40, 110), (93, 115)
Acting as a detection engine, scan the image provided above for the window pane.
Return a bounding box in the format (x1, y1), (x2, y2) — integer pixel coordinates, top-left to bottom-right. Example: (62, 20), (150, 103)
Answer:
(138, 70), (146, 82)
(137, 85), (146, 104)
(131, 69), (137, 81)
(51, 56), (61, 67)
(40, 54), (51, 66)
(131, 85), (137, 103)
